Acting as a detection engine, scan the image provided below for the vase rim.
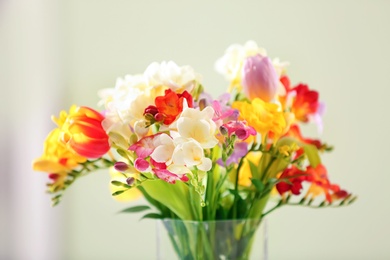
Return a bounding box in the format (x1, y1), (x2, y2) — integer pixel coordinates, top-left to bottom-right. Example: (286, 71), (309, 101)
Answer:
(159, 217), (264, 224)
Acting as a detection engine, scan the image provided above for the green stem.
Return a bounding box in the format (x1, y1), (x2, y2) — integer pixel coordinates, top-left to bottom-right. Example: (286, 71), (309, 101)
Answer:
(232, 159), (245, 219)
(260, 155), (276, 183)
(261, 199), (284, 218)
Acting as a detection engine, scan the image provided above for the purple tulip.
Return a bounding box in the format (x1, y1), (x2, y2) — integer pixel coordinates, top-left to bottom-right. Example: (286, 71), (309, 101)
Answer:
(242, 54), (279, 102)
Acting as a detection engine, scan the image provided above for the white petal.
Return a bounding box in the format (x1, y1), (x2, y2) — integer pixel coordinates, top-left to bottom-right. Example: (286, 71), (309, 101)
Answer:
(198, 157), (212, 171)
(151, 145), (171, 163)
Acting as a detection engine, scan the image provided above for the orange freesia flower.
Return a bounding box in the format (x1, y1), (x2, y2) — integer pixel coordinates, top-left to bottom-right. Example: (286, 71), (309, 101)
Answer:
(283, 124), (323, 149)
(53, 105), (110, 158)
(151, 89), (193, 125)
(306, 164), (349, 203)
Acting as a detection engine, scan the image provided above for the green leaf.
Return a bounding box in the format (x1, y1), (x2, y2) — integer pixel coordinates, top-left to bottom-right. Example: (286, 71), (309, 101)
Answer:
(303, 144), (321, 168)
(119, 205), (151, 214)
(140, 213), (163, 220)
(251, 178), (265, 192)
(277, 136), (322, 168)
(248, 160), (260, 180)
(141, 179), (195, 220)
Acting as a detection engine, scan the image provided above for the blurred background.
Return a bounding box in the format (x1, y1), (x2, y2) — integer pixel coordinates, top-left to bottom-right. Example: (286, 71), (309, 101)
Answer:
(1, 0), (389, 259)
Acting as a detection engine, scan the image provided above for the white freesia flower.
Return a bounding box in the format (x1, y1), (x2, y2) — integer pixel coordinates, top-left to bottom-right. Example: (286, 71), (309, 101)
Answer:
(99, 74), (165, 142)
(134, 119), (150, 139)
(215, 41), (267, 82)
(144, 61), (201, 93)
(172, 139), (212, 171)
(176, 106), (218, 149)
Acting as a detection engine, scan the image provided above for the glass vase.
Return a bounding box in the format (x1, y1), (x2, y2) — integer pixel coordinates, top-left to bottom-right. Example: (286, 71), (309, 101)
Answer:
(156, 218), (268, 260)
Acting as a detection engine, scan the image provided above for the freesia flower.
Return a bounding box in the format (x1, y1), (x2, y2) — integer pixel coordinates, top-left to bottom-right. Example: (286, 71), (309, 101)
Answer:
(153, 169), (189, 184)
(144, 61), (201, 93)
(176, 106), (219, 149)
(33, 128), (87, 173)
(99, 74), (166, 143)
(129, 134), (160, 159)
(172, 139), (212, 171)
(150, 89), (193, 125)
(32, 128), (87, 191)
(211, 98), (239, 127)
(305, 164), (349, 203)
(276, 166), (306, 195)
(233, 98), (286, 141)
(222, 120), (256, 140)
(53, 105), (110, 158)
(283, 124), (323, 149)
(289, 84), (319, 123)
(242, 54), (279, 102)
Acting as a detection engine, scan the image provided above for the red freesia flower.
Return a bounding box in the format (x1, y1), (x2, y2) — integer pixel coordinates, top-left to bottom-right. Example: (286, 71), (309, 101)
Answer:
(279, 75), (320, 124)
(277, 164), (350, 203)
(57, 106), (110, 158)
(150, 89), (193, 125)
(280, 75), (291, 92)
(276, 166), (306, 195)
(290, 84), (319, 123)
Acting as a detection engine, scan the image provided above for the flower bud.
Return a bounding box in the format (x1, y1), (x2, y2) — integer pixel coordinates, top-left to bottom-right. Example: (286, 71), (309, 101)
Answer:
(242, 54), (279, 102)
(114, 162), (129, 172)
(126, 177), (135, 186)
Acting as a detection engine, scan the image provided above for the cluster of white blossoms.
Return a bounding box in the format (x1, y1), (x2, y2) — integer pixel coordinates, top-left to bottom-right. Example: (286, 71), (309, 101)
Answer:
(98, 61), (201, 147)
(99, 60), (218, 181)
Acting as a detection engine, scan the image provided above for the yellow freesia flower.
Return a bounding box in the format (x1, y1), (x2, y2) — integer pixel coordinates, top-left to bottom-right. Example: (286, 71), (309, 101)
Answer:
(232, 98), (286, 142)
(32, 128), (87, 173)
(32, 128), (87, 192)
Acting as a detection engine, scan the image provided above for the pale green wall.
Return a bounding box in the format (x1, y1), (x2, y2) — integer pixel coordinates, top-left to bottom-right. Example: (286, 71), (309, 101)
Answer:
(2, 0), (390, 259)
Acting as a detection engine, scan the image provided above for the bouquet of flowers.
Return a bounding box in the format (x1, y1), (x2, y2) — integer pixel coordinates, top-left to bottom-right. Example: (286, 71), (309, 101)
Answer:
(33, 41), (355, 259)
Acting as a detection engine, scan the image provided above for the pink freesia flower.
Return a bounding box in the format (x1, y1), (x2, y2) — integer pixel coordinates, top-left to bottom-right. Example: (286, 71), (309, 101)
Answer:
(153, 169), (189, 184)
(212, 100), (238, 125)
(222, 121), (256, 140)
(242, 55), (279, 102)
(129, 134), (160, 158)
